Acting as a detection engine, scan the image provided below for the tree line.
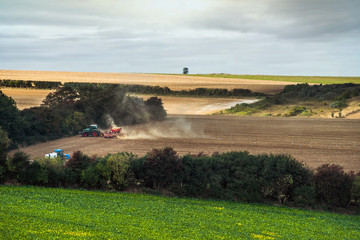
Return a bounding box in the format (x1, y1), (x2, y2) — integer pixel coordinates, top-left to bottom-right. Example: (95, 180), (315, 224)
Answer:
(0, 79), (61, 89)
(1, 79), (265, 98)
(1, 146), (359, 211)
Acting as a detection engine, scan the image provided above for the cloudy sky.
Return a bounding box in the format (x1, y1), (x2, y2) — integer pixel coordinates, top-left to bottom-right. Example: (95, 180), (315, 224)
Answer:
(1, 0), (359, 76)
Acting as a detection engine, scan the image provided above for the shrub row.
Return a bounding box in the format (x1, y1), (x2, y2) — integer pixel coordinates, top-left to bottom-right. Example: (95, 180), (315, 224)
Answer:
(281, 83), (360, 100)
(2, 147), (359, 210)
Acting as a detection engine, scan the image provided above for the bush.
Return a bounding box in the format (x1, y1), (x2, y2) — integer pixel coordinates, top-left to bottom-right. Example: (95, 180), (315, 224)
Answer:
(19, 161), (48, 185)
(64, 151), (93, 184)
(144, 147), (182, 189)
(293, 186), (316, 207)
(0, 127), (11, 183)
(314, 164), (355, 207)
(36, 157), (66, 187)
(180, 155), (225, 199)
(6, 151), (30, 180)
(284, 106), (308, 117)
(105, 152), (135, 190)
(145, 97), (167, 121)
(260, 154), (313, 204)
(81, 164), (102, 189)
(350, 176), (360, 206)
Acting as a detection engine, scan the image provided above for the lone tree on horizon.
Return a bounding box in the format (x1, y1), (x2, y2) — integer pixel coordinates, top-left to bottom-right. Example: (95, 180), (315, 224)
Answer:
(183, 67), (189, 74)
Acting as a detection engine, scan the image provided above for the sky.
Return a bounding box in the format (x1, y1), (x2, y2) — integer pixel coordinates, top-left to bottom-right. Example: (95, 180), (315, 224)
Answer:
(1, 0), (359, 76)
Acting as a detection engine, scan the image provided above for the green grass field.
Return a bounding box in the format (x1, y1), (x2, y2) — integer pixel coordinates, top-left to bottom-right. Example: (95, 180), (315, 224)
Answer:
(1, 186), (359, 239)
(165, 74), (360, 84)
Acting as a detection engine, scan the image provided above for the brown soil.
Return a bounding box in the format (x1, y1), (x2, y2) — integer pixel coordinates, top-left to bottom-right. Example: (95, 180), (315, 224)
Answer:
(17, 115), (360, 172)
(0, 70), (294, 94)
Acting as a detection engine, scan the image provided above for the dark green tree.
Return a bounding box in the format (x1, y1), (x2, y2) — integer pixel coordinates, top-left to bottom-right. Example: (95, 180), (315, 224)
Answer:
(0, 127), (11, 183)
(0, 90), (24, 147)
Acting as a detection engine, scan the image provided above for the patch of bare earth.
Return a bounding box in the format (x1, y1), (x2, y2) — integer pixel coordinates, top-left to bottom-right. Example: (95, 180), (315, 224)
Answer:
(0, 70), (296, 94)
(17, 115), (360, 172)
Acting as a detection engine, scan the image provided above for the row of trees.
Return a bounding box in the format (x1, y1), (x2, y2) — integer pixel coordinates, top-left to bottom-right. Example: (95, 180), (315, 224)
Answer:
(1, 145), (359, 210)
(0, 84), (166, 148)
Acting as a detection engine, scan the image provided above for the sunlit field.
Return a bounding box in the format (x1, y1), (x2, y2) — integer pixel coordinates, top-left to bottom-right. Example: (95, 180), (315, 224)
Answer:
(1, 186), (359, 239)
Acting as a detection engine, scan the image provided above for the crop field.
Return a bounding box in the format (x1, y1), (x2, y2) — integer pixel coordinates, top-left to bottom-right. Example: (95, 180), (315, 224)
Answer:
(1, 88), (51, 110)
(0, 70), (295, 94)
(169, 74), (360, 84)
(18, 115), (360, 172)
(1, 185), (359, 239)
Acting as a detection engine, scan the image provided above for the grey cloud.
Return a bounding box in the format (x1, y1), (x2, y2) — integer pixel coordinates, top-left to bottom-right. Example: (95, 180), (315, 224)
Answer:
(0, 0), (359, 76)
(192, 0), (360, 40)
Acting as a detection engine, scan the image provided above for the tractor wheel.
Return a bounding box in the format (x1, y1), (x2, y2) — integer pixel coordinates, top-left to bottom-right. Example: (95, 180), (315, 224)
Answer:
(82, 132), (88, 137)
(92, 131), (99, 137)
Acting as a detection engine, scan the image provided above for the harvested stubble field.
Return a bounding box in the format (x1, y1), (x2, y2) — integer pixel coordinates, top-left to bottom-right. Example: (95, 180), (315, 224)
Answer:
(0, 70), (293, 94)
(19, 115), (360, 172)
(1, 88), (51, 110)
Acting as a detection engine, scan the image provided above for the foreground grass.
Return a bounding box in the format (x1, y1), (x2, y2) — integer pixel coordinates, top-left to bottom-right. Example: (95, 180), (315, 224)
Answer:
(165, 74), (360, 84)
(1, 186), (359, 239)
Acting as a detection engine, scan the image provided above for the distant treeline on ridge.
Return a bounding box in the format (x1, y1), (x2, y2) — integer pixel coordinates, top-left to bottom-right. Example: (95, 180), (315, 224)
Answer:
(0, 79), (266, 97)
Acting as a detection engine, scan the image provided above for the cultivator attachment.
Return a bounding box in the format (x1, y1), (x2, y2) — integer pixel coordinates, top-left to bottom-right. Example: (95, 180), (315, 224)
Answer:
(103, 127), (122, 138)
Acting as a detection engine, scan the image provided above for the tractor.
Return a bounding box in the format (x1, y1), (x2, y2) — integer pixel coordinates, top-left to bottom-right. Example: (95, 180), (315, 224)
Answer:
(80, 124), (102, 137)
(45, 149), (70, 160)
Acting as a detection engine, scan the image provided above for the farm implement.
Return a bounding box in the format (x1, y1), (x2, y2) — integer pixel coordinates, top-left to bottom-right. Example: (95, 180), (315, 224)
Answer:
(80, 124), (122, 138)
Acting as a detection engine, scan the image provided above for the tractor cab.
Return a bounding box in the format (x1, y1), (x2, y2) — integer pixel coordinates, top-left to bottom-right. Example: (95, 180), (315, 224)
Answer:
(90, 124), (98, 130)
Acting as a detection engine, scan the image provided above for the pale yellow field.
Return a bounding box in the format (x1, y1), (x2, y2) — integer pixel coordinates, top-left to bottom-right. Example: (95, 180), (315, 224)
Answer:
(1, 88), (51, 110)
(0, 70), (294, 94)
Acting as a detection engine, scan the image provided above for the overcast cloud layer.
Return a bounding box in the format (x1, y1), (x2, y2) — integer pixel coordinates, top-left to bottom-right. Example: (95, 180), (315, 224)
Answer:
(1, 0), (359, 76)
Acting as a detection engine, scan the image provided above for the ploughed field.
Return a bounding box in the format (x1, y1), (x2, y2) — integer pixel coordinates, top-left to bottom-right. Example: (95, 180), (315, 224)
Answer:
(19, 115), (360, 172)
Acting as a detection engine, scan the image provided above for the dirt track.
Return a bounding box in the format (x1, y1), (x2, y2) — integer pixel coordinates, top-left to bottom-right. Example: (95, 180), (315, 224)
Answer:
(18, 115), (360, 172)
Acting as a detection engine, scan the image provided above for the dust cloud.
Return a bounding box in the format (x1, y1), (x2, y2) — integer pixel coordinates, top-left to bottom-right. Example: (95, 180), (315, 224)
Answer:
(121, 118), (206, 140)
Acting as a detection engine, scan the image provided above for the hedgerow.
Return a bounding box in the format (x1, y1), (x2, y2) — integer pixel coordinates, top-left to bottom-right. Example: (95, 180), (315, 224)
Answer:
(1, 147), (358, 211)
